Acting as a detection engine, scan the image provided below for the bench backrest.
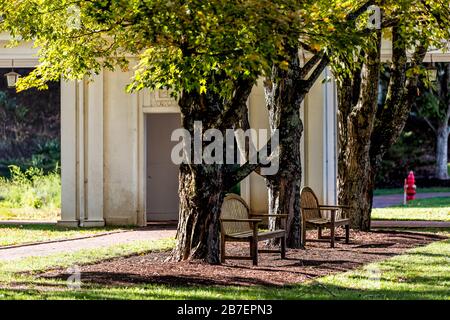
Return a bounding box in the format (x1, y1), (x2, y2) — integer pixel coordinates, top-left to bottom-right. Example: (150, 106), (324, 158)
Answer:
(300, 187), (322, 220)
(220, 194), (251, 235)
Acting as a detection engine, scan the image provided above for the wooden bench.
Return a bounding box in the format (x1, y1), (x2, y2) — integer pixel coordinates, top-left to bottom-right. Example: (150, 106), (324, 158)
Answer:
(220, 193), (287, 266)
(300, 187), (351, 248)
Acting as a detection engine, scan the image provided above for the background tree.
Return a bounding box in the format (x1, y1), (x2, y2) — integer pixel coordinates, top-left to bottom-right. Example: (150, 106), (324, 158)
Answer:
(417, 62), (450, 180)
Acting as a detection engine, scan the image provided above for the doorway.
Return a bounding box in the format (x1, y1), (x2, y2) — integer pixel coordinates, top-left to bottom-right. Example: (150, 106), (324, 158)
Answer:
(146, 113), (181, 221)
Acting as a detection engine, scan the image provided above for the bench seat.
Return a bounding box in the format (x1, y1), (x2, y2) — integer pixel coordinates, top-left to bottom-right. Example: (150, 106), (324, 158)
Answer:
(220, 194), (287, 266)
(225, 230), (287, 241)
(300, 187), (351, 248)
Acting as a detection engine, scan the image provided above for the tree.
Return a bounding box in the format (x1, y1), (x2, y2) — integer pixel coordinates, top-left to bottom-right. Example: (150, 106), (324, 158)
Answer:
(264, 0), (376, 247)
(333, 0), (449, 230)
(0, 0), (308, 263)
(417, 62), (450, 180)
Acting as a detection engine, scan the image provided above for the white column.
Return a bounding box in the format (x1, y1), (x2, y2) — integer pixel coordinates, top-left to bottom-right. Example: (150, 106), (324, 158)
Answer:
(84, 72), (105, 227)
(323, 68), (338, 205)
(59, 75), (106, 227)
(303, 73), (325, 202)
(58, 81), (79, 227)
(137, 90), (147, 226)
(77, 80), (86, 226)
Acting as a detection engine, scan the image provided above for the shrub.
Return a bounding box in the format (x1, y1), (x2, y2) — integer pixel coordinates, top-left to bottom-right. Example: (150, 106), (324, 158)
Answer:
(0, 165), (61, 210)
(0, 139), (61, 177)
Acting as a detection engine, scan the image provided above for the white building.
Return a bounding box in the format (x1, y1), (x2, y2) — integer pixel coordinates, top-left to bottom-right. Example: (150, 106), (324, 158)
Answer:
(2, 36), (446, 227)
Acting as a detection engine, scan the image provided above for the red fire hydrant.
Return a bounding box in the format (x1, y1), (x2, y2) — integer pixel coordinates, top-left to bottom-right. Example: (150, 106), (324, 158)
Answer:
(404, 171), (417, 203)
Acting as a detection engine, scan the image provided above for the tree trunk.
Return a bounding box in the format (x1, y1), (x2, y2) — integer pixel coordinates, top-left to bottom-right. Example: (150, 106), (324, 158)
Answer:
(267, 169), (302, 248)
(172, 91), (227, 264)
(435, 124), (449, 179)
(338, 116), (375, 230)
(337, 34), (382, 231)
(264, 46), (304, 248)
(263, 44), (330, 247)
(174, 163), (225, 264)
(433, 63), (450, 180)
(337, 25), (427, 231)
(172, 80), (255, 264)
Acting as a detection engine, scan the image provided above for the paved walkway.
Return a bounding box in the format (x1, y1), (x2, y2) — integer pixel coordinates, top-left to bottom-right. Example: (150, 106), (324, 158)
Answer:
(0, 227), (176, 261)
(373, 192), (450, 208)
(372, 220), (450, 228)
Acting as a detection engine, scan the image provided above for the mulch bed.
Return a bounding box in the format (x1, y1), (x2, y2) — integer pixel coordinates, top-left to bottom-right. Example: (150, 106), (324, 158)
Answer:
(40, 229), (447, 287)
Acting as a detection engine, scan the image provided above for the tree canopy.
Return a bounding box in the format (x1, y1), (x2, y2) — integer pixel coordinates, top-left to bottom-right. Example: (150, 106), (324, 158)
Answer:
(0, 0), (371, 96)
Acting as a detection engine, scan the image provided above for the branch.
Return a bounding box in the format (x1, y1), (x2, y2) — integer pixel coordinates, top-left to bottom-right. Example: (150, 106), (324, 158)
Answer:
(345, 0), (376, 21)
(225, 135), (276, 189)
(420, 0), (450, 29)
(300, 51), (324, 79)
(298, 41), (320, 55)
(304, 54), (330, 90)
(218, 77), (254, 129)
(225, 162), (260, 190)
(299, 0), (378, 85)
(422, 115), (437, 133)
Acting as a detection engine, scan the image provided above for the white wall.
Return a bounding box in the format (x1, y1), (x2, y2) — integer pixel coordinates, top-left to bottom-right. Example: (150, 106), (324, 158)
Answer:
(247, 79), (270, 214)
(60, 69), (144, 227)
(59, 68), (339, 226)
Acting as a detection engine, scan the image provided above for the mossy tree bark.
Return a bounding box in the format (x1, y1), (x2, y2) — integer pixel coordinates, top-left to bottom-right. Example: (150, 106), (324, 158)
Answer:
(172, 80), (256, 264)
(337, 33), (382, 231)
(337, 26), (427, 231)
(264, 45), (329, 248)
(263, 2), (375, 244)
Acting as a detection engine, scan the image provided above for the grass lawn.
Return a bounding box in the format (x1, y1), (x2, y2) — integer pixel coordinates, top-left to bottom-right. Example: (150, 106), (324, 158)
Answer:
(0, 232), (448, 300)
(374, 187), (450, 196)
(372, 197), (450, 221)
(0, 207), (59, 221)
(0, 224), (129, 247)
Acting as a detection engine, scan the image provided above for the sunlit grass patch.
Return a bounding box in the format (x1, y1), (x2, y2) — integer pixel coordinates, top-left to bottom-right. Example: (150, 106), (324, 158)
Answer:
(0, 165), (61, 222)
(373, 197), (450, 221)
(374, 187), (450, 196)
(0, 224), (130, 247)
(0, 207), (59, 221)
(316, 239), (450, 300)
(372, 207), (450, 221)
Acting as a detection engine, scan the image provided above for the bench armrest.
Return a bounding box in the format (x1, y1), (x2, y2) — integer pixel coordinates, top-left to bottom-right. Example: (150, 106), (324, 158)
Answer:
(250, 214), (288, 219)
(250, 214), (288, 229)
(302, 207), (339, 211)
(319, 205), (351, 209)
(220, 218), (262, 223)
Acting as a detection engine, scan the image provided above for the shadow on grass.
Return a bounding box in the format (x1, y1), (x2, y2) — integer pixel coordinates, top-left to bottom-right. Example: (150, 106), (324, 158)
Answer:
(42, 271), (281, 288)
(371, 230), (448, 241)
(2, 278), (449, 300)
